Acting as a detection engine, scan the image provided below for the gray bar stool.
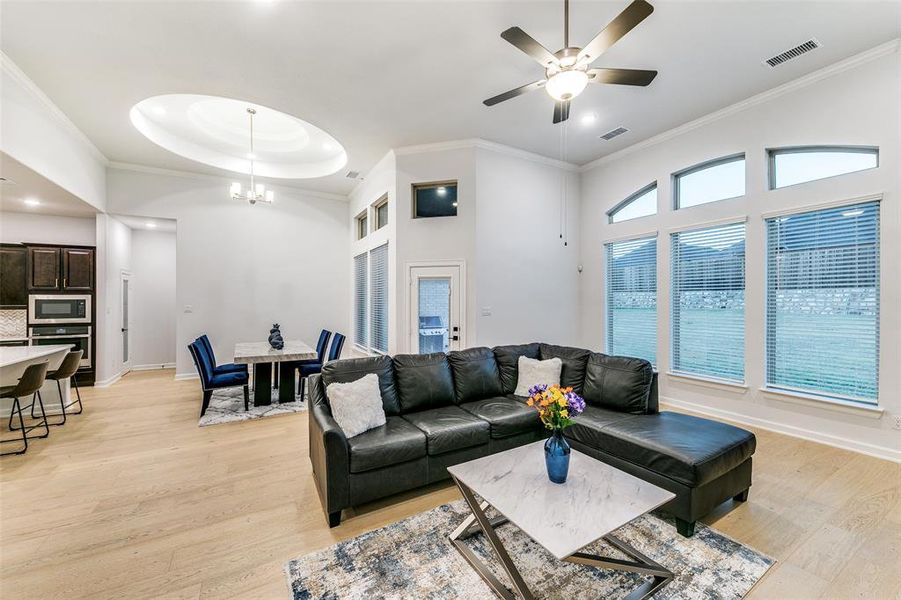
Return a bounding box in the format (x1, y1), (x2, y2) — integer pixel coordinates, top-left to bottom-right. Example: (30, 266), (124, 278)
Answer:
(1, 361), (50, 456)
(44, 350), (84, 426)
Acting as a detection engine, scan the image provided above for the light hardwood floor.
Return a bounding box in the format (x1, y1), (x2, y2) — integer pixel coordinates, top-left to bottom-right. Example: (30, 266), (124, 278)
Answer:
(1, 369), (899, 599)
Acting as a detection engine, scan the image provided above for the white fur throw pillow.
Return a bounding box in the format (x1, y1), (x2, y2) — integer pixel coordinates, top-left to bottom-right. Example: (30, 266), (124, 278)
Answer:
(325, 373), (386, 438)
(514, 356), (563, 396)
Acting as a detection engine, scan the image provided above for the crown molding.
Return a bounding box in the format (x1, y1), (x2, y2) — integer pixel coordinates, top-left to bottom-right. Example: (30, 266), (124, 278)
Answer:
(107, 161), (349, 203)
(1, 51), (109, 166)
(580, 38), (901, 173)
(394, 138), (580, 172)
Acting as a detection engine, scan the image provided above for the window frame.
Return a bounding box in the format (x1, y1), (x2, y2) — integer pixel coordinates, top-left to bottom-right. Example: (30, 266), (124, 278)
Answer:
(353, 252), (369, 350)
(412, 180), (458, 219)
(607, 182), (657, 224)
(604, 234), (658, 366)
(373, 195), (389, 231)
(356, 210), (368, 240)
(368, 243), (389, 354)
(673, 153), (746, 210)
(767, 145), (879, 190)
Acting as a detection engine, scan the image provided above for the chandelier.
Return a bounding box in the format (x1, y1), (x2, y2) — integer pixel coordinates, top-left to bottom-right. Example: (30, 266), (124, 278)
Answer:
(230, 108), (274, 205)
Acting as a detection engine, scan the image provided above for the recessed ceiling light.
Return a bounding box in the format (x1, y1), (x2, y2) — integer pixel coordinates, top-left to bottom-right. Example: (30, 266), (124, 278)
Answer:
(152, 106), (166, 116)
(23, 198), (40, 207)
(146, 222), (157, 228)
(580, 113), (598, 126)
(437, 186), (447, 196)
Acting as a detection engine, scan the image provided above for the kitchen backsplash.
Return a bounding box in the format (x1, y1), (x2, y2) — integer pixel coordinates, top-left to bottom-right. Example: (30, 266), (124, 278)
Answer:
(0, 309), (28, 339)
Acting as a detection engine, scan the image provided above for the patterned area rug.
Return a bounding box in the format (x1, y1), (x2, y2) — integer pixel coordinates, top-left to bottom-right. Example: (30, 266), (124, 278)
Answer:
(198, 386), (306, 427)
(285, 500), (773, 599)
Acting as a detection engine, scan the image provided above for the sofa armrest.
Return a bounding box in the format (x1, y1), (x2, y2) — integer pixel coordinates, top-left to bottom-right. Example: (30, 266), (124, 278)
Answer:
(308, 374), (350, 515)
(647, 371), (660, 414)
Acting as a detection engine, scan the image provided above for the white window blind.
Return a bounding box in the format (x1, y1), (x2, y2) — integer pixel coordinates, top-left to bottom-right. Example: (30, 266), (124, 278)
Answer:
(766, 201), (879, 403)
(353, 253), (368, 347)
(369, 243), (389, 353)
(605, 236), (657, 364)
(671, 222), (746, 381)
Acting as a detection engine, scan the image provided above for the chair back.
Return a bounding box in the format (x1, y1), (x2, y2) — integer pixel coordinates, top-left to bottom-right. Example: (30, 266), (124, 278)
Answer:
(8, 362), (49, 398)
(327, 332), (346, 362)
(52, 350), (83, 380)
(188, 342), (213, 388)
(197, 334), (217, 366)
(314, 329), (332, 362)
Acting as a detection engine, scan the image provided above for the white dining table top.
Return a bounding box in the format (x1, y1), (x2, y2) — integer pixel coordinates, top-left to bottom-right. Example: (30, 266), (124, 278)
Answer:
(233, 340), (317, 364)
(0, 344), (74, 369)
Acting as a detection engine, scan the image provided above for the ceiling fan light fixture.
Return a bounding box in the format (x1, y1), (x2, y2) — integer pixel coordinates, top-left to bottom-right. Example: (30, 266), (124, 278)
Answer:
(545, 69), (589, 101)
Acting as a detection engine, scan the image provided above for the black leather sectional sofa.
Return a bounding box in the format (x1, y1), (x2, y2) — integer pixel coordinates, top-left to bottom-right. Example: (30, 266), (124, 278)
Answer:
(309, 343), (756, 537)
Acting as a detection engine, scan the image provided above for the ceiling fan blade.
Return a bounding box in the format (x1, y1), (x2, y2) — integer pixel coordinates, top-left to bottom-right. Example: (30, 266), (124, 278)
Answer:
(587, 68), (658, 86)
(500, 27), (559, 68)
(576, 0), (654, 66)
(552, 100), (571, 124)
(483, 80), (546, 106)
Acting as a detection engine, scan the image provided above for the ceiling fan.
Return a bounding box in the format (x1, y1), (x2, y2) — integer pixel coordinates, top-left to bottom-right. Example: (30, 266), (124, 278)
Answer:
(484, 0), (658, 124)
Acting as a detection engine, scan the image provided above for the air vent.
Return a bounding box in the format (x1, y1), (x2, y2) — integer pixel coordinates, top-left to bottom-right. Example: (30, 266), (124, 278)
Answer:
(764, 39), (821, 68)
(345, 170), (360, 179)
(600, 127), (629, 141)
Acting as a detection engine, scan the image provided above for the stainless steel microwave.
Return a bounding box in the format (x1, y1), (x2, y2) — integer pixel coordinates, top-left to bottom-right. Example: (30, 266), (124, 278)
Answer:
(28, 294), (92, 324)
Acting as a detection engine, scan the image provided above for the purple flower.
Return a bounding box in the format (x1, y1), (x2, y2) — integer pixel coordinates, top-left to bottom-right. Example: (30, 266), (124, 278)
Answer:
(528, 383), (548, 396)
(565, 391), (586, 415)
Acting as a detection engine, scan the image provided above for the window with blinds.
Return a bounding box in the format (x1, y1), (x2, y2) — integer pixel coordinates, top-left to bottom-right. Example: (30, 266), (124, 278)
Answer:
(353, 253), (368, 348)
(369, 243), (389, 353)
(766, 201), (880, 403)
(671, 222), (746, 381)
(605, 236), (657, 364)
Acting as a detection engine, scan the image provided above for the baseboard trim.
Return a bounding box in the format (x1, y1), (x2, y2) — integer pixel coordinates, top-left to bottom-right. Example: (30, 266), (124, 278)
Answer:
(94, 370), (127, 388)
(661, 395), (901, 464)
(174, 372), (199, 381)
(131, 363), (176, 371)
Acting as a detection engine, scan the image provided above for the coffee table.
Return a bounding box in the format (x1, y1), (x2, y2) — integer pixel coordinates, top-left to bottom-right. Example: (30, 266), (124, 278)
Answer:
(447, 440), (677, 599)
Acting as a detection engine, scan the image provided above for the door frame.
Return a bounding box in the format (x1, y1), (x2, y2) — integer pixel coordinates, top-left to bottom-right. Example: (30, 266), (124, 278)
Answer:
(120, 270), (133, 371)
(405, 260), (466, 354)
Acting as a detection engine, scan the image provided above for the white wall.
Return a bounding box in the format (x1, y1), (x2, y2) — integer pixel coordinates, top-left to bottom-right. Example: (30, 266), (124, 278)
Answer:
(130, 229), (176, 369)
(94, 214), (132, 384)
(106, 167), (350, 377)
(0, 54), (107, 211)
(579, 50), (900, 461)
(0, 212), (96, 245)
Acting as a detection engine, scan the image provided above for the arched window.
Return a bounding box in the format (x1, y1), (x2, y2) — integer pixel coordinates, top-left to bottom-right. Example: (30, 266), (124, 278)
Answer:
(607, 182), (657, 223)
(768, 146), (878, 189)
(674, 154), (745, 209)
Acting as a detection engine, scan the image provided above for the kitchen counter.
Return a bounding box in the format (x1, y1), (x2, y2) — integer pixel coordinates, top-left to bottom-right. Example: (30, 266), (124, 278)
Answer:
(0, 344), (72, 368)
(1, 344), (73, 416)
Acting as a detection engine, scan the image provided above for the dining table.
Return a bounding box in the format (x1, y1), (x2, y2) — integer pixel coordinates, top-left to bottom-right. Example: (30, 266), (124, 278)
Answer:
(233, 340), (317, 406)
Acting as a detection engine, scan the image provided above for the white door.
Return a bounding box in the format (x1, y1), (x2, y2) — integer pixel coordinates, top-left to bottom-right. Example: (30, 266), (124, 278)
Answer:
(121, 272), (132, 369)
(409, 265), (462, 354)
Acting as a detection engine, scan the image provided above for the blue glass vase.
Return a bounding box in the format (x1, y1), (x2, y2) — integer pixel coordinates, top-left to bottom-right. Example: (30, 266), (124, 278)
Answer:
(544, 429), (571, 484)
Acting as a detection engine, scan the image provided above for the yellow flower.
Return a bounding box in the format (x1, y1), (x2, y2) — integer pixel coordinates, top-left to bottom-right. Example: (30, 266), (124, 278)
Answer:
(561, 409), (569, 418)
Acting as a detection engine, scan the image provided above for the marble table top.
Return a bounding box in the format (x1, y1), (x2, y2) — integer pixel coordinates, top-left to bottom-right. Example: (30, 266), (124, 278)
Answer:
(233, 340), (317, 364)
(447, 439), (675, 560)
(0, 344), (74, 369)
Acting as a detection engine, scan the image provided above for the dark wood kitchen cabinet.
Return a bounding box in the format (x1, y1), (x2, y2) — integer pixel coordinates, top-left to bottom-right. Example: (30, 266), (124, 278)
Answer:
(0, 244), (27, 307)
(62, 248), (94, 290)
(27, 246), (61, 291)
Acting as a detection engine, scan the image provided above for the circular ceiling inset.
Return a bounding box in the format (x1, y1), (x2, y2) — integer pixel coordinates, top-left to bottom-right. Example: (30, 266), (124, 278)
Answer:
(129, 94), (347, 179)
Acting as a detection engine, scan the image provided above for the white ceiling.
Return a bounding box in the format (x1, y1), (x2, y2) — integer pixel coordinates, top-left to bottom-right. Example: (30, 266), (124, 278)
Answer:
(0, 153), (99, 217)
(112, 214), (177, 233)
(1, 1), (899, 196)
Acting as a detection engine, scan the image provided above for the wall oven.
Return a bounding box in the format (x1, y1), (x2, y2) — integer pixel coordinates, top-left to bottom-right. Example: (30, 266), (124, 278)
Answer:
(28, 294), (92, 324)
(29, 325), (92, 368)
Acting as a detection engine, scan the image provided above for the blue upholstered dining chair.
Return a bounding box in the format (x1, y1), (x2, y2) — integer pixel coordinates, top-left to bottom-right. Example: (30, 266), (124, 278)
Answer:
(197, 335), (248, 375)
(297, 332), (346, 400)
(188, 341), (249, 417)
(292, 329), (331, 393)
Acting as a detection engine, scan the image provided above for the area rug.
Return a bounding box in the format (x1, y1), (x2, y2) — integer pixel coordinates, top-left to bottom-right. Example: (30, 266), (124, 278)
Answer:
(285, 500), (773, 599)
(198, 386), (306, 427)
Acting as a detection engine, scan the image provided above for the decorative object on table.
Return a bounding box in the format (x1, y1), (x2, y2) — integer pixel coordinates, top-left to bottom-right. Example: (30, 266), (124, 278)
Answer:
(284, 500), (774, 599)
(527, 383), (585, 483)
(268, 323), (284, 350)
(198, 386), (306, 427)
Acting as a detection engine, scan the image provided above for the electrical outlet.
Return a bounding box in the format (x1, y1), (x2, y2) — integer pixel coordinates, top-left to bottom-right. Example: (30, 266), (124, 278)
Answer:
(893, 415), (901, 431)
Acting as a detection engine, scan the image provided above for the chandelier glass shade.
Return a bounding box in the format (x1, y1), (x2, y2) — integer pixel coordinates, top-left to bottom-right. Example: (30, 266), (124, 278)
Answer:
(230, 108), (274, 205)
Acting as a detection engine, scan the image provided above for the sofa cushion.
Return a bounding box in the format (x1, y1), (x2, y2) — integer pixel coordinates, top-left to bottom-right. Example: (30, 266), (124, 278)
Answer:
(324, 373), (387, 438)
(393, 353), (456, 413)
(447, 347), (504, 403)
(582, 353), (654, 414)
(460, 396), (541, 439)
(566, 405), (639, 448)
(321, 355), (401, 416)
(493, 343), (541, 395)
(539, 344), (591, 394)
(570, 411), (756, 487)
(402, 406), (490, 455)
(347, 416), (427, 473)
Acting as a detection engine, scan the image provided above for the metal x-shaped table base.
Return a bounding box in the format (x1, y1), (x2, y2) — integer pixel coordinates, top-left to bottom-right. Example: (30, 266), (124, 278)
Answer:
(449, 476), (674, 600)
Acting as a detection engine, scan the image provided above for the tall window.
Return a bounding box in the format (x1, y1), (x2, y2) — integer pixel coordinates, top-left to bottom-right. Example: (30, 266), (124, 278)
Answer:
(765, 201), (880, 403)
(369, 243), (389, 353)
(375, 198), (388, 230)
(605, 236), (657, 364)
(674, 154), (745, 209)
(768, 146), (878, 189)
(608, 183), (657, 223)
(353, 253), (368, 347)
(356, 212), (368, 240)
(671, 222), (746, 381)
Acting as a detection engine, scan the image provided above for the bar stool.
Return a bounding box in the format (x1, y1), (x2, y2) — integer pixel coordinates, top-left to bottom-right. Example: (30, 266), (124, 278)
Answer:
(1, 361), (50, 456)
(44, 350), (84, 426)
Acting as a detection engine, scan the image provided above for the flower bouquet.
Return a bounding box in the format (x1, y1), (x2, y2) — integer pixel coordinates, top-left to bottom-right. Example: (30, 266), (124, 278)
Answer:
(526, 384), (586, 483)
